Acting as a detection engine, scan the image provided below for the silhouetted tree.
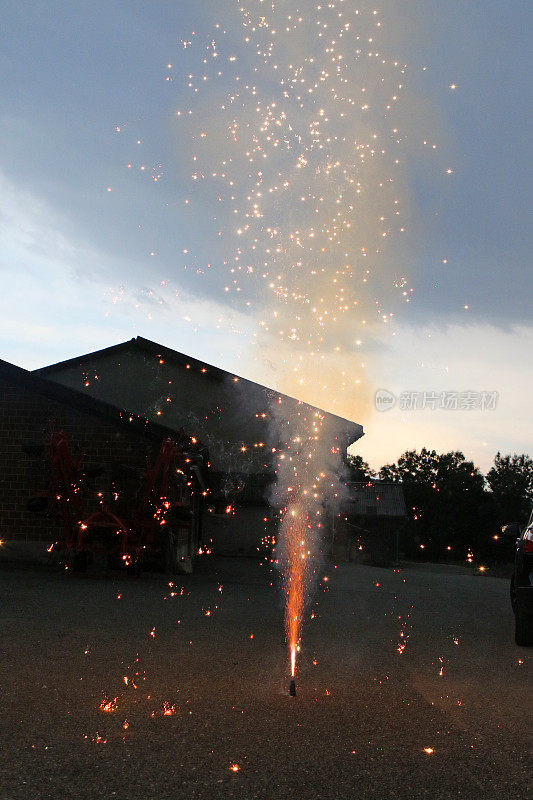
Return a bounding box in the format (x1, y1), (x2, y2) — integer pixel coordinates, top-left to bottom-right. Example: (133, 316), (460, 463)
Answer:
(486, 452), (533, 524)
(346, 454), (375, 482)
(379, 448), (488, 561)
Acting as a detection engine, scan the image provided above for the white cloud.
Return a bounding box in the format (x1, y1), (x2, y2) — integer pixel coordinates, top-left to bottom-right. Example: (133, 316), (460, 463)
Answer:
(0, 169), (255, 370)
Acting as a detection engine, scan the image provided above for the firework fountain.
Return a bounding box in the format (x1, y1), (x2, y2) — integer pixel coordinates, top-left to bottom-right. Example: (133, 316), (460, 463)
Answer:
(168, 0), (437, 690)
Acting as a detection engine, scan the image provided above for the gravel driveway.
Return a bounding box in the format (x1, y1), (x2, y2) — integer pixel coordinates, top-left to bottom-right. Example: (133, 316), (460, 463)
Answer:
(1, 557), (531, 799)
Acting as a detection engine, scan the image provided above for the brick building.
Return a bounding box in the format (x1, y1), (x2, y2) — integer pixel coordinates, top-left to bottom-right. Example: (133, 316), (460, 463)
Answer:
(35, 337), (363, 474)
(0, 357), (206, 568)
(35, 337), (365, 555)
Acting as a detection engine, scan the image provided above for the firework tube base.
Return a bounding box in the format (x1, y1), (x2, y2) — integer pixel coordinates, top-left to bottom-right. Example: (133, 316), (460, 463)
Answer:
(289, 679), (296, 697)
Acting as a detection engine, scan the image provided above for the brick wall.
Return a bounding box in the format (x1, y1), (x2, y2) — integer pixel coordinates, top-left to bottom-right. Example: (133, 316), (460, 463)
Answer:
(0, 377), (165, 543)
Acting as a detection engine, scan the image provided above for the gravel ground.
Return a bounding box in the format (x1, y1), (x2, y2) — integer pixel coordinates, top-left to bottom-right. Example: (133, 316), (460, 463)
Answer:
(1, 556), (531, 800)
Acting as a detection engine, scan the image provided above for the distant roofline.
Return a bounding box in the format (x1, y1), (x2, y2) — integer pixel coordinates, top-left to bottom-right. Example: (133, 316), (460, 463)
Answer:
(35, 338), (137, 375)
(348, 480), (400, 486)
(0, 357), (197, 447)
(346, 480), (406, 517)
(34, 336), (365, 437)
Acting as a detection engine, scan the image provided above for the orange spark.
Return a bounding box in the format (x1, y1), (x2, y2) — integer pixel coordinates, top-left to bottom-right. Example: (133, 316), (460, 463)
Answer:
(99, 696), (118, 713)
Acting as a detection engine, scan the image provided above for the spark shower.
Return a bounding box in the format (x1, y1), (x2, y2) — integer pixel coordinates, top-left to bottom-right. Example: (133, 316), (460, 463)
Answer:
(151, 0), (438, 683)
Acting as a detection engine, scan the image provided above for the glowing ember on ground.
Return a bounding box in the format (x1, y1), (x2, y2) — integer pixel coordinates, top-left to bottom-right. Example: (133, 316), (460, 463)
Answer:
(229, 764), (240, 773)
(84, 732), (107, 744)
(423, 747), (435, 755)
(99, 696), (118, 713)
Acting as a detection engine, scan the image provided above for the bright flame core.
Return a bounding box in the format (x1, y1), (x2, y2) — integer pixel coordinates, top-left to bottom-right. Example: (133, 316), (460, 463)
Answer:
(283, 507), (306, 677)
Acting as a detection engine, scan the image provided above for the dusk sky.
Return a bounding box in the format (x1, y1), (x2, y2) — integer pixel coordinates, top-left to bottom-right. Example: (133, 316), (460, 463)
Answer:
(1, 1), (531, 472)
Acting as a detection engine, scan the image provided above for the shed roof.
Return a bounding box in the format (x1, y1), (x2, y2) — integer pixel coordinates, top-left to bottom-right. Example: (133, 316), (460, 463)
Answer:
(35, 336), (364, 437)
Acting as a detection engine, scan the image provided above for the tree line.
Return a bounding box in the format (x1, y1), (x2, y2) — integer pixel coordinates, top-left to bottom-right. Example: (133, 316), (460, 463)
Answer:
(347, 450), (533, 564)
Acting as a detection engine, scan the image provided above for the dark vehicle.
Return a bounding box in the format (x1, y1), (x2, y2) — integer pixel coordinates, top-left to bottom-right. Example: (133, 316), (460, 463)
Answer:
(503, 506), (533, 646)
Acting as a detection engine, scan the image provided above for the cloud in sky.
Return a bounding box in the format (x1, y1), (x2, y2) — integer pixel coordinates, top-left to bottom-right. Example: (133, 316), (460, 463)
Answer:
(0, 168), (252, 370)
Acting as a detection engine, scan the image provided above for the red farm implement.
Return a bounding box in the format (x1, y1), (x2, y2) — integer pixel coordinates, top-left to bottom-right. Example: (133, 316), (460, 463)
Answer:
(26, 428), (100, 549)
(26, 429), (205, 574)
(75, 437), (201, 574)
